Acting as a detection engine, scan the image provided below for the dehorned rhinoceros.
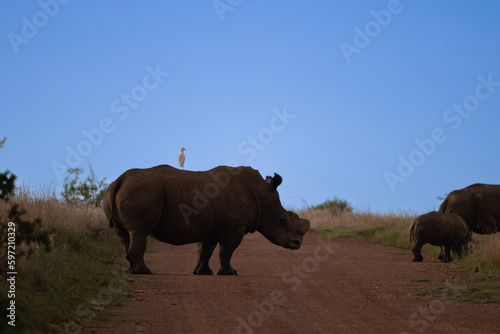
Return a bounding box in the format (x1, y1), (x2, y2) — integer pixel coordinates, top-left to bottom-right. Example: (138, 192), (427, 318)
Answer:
(439, 183), (500, 234)
(103, 165), (311, 275)
(410, 211), (471, 262)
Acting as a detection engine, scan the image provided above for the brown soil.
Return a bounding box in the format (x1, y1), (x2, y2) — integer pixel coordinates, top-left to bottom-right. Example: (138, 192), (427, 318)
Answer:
(81, 232), (500, 334)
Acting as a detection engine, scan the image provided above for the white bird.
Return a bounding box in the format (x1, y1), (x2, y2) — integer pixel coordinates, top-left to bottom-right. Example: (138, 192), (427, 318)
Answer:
(178, 147), (186, 169)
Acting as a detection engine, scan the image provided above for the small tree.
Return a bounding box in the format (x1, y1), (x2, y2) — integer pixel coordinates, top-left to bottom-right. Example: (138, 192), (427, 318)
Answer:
(61, 164), (108, 207)
(0, 137), (51, 277)
(0, 170), (16, 200)
(313, 197), (353, 214)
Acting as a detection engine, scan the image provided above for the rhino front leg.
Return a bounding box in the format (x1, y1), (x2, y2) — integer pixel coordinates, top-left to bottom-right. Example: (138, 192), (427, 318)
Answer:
(452, 242), (463, 258)
(217, 226), (245, 275)
(438, 246), (445, 260)
(442, 245), (453, 262)
(193, 236), (218, 275)
(128, 231), (152, 274)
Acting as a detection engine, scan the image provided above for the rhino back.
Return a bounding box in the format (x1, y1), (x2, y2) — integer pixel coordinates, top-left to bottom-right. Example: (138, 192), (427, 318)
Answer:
(414, 212), (462, 245)
(416, 212), (448, 245)
(113, 165), (263, 245)
(442, 184), (500, 234)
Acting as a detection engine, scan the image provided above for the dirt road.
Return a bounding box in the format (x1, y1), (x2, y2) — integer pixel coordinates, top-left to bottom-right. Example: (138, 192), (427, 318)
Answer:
(82, 232), (499, 333)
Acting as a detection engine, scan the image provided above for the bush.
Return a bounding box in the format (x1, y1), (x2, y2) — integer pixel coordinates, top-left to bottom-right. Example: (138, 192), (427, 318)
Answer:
(0, 170), (16, 200)
(313, 197), (353, 213)
(61, 164), (108, 207)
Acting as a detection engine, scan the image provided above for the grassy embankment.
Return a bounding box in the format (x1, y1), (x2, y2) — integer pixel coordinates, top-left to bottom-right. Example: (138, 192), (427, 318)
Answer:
(300, 207), (500, 303)
(0, 185), (126, 333)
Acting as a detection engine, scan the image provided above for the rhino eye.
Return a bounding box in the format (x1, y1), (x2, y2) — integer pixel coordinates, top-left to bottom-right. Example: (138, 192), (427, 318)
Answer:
(279, 218), (287, 226)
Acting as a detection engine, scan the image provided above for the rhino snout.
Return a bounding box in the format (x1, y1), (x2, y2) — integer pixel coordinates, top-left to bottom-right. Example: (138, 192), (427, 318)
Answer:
(288, 238), (302, 250)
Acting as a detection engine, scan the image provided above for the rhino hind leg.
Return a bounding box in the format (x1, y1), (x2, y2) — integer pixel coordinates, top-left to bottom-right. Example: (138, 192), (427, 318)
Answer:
(412, 241), (424, 262)
(113, 224), (134, 271)
(128, 231), (152, 274)
(193, 237), (218, 275)
(217, 226), (245, 275)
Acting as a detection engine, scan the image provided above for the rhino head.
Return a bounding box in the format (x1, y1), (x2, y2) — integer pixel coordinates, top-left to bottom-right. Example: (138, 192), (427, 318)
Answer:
(258, 173), (311, 250)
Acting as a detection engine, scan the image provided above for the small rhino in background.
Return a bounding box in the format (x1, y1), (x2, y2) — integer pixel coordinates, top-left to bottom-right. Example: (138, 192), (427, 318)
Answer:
(103, 165), (311, 275)
(410, 211), (471, 262)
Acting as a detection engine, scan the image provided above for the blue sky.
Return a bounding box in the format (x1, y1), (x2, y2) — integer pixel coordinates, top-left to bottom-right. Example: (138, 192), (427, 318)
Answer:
(1, 1), (500, 214)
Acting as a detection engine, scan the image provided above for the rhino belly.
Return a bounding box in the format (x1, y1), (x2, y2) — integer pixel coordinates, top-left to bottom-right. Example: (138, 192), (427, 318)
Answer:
(149, 217), (217, 245)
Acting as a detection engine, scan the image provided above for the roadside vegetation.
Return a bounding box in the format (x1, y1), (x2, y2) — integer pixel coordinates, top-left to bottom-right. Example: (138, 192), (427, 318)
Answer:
(300, 199), (500, 303)
(0, 185), (126, 333)
(1, 138), (124, 333)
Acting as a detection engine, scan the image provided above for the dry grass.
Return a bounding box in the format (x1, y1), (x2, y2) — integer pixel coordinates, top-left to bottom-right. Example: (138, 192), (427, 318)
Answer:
(300, 208), (415, 231)
(462, 233), (500, 277)
(2, 182), (107, 232)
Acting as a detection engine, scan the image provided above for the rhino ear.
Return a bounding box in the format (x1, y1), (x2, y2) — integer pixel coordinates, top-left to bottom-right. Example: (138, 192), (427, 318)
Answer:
(268, 173), (282, 191)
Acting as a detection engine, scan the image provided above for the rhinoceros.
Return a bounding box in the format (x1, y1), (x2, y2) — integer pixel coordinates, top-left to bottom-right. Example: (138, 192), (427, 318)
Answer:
(103, 165), (311, 275)
(439, 183), (500, 234)
(410, 211), (471, 262)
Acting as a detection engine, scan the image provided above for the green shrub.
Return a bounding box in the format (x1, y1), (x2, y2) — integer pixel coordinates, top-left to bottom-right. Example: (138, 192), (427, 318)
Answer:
(61, 164), (108, 207)
(313, 197), (353, 213)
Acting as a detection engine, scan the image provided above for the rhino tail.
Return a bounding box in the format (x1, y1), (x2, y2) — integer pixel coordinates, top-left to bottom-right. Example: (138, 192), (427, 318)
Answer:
(409, 219), (416, 242)
(438, 197), (448, 213)
(106, 176), (124, 229)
